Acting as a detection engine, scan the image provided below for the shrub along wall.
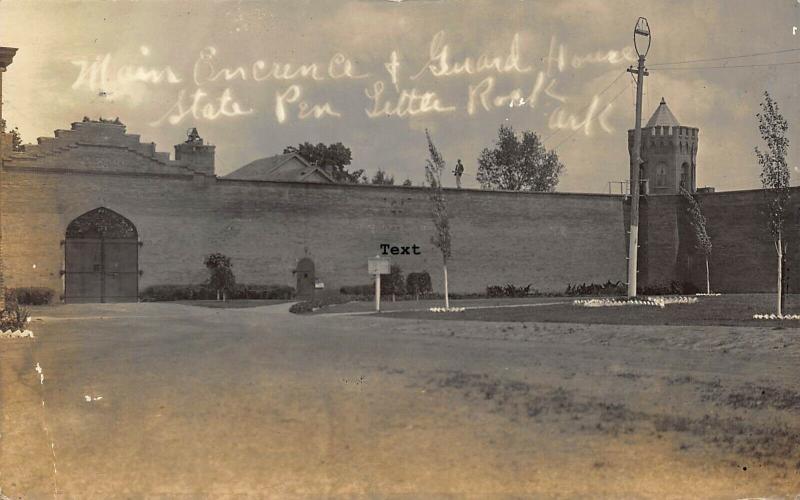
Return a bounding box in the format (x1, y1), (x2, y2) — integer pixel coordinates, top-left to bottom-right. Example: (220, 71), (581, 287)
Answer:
(5, 287), (55, 305)
(140, 284), (295, 302)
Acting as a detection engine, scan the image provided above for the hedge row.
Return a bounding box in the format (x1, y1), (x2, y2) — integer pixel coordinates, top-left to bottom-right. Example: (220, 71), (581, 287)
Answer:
(5, 287), (56, 306)
(141, 284), (295, 302)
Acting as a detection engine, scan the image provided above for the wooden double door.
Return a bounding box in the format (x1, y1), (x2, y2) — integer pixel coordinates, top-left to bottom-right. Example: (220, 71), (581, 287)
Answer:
(64, 208), (139, 303)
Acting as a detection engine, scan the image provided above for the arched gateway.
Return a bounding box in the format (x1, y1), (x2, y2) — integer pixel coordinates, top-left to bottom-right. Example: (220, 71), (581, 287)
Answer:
(64, 207), (139, 303)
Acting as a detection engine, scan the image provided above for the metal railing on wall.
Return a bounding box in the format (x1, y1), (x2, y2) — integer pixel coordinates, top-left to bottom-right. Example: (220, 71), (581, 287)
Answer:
(608, 179), (649, 196)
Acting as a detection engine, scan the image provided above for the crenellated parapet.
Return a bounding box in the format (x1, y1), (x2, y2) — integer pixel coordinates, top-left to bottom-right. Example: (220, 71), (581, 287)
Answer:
(627, 98), (698, 194)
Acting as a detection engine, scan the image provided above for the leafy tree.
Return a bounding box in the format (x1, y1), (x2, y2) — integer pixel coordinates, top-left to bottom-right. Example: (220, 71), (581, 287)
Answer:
(283, 142), (365, 183)
(680, 186), (712, 294)
(402, 178), (413, 187)
(424, 129), (453, 309)
(477, 124), (564, 192)
(371, 169), (395, 185)
(380, 264), (405, 301)
(204, 253), (236, 301)
(10, 127), (23, 152)
(755, 91), (792, 316)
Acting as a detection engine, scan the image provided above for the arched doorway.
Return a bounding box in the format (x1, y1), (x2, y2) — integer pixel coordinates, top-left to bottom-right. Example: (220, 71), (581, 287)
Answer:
(64, 207), (139, 303)
(294, 257), (315, 299)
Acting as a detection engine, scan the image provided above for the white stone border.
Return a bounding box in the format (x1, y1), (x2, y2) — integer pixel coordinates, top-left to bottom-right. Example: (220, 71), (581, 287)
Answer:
(696, 293), (722, 296)
(428, 307), (466, 313)
(574, 298), (661, 308)
(573, 296), (699, 309)
(652, 296), (699, 306)
(0, 329), (34, 339)
(752, 313), (800, 320)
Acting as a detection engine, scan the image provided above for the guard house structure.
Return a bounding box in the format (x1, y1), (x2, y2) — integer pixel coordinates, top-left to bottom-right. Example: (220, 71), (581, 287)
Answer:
(629, 98), (699, 195)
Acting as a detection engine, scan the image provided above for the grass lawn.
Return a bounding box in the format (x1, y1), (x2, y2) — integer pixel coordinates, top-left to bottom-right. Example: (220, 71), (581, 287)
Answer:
(312, 296), (564, 314)
(175, 299), (290, 308)
(369, 294), (800, 328)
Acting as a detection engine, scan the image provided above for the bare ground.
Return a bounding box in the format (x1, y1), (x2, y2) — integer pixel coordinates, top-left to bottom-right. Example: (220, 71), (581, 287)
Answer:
(1, 302), (798, 498)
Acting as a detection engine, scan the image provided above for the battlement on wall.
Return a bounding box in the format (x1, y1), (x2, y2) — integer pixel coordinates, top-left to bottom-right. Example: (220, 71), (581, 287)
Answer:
(628, 126), (699, 139)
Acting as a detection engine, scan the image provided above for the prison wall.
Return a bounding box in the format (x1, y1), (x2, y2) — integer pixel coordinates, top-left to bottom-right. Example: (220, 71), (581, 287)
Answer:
(1, 161), (628, 299)
(640, 189), (800, 293)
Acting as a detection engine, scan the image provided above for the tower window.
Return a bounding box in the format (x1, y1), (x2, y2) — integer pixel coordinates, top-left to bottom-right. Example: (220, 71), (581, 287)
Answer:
(680, 163), (690, 189)
(656, 163), (667, 187)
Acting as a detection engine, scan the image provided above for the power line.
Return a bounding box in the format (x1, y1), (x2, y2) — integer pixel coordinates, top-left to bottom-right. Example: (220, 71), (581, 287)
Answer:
(552, 79), (633, 150)
(649, 47), (800, 67)
(541, 70), (627, 144)
(649, 60), (800, 71)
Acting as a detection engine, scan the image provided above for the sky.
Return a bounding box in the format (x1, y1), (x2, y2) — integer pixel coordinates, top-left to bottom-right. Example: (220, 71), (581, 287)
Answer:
(1, 0), (798, 192)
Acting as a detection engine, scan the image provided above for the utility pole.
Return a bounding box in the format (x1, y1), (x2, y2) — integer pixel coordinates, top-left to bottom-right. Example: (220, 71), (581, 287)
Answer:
(626, 18), (650, 298)
(0, 47), (18, 310)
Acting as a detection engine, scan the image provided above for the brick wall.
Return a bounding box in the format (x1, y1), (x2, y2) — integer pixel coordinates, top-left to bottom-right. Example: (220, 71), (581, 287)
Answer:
(8, 120), (796, 301)
(1, 162), (627, 299)
(640, 189), (800, 293)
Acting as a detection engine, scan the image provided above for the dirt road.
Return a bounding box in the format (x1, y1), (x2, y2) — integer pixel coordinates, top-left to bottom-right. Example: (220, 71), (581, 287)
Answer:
(1, 302), (798, 498)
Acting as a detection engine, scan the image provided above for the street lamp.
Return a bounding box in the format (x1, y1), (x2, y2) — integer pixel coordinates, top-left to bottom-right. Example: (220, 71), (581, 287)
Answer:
(634, 17), (651, 58)
(626, 19), (650, 298)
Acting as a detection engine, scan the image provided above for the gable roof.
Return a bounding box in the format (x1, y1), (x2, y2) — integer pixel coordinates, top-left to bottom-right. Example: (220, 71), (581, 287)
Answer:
(224, 153), (335, 183)
(646, 97), (681, 128)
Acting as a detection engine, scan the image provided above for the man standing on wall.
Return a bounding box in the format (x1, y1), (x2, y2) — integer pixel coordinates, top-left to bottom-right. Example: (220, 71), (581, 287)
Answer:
(453, 159), (464, 189)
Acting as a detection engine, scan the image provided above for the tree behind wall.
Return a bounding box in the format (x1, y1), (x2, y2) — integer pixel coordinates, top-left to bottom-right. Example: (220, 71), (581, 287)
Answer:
(680, 185), (712, 294)
(755, 91), (792, 316)
(10, 127), (23, 151)
(283, 142), (365, 184)
(424, 130), (452, 309)
(476, 124), (564, 192)
(371, 169), (395, 185)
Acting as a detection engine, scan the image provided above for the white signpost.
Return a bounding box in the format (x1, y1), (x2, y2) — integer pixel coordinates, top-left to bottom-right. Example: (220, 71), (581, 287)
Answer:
(368, 256), (390, 312)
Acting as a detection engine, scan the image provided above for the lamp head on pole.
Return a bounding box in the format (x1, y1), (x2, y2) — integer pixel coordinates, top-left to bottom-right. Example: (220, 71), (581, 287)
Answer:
(633, 17), (651, 58)
(0, 47), (18, 71)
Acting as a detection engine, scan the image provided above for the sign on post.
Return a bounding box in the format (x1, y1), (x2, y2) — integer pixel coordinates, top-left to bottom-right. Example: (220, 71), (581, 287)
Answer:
(368, 256), (390, 312)
(368, 256), (390, 275)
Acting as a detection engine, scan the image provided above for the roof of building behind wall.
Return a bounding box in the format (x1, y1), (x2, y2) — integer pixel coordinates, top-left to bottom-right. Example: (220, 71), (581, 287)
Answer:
(224, 153), (335, 183)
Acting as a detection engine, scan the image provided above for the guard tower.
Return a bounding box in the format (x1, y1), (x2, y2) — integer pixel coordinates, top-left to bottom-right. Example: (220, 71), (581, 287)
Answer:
(628, 98), (698, 194)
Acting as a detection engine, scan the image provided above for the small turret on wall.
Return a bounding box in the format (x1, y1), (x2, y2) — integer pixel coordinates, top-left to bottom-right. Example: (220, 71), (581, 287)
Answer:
(175, 127), (215, 176)
(628, 98), (698, 195)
